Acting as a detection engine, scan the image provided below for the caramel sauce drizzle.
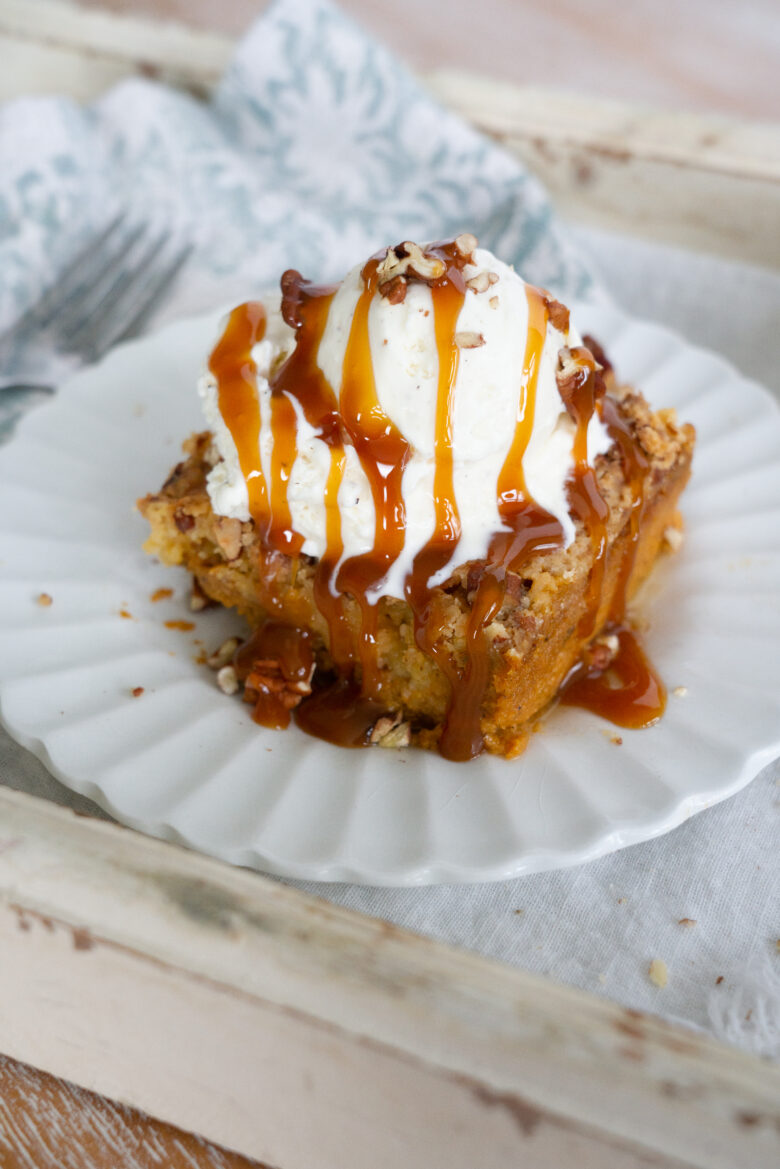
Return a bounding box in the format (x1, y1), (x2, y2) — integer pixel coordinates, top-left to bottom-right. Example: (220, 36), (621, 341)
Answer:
(560, 624), (666, 728)
(208, 302), (270, 528)
(403, 246), (468, 697)
(563, 346), (610, 639)
(209, 245), (666, 757)
(437, 285), (567, 760)
(271, 273), (353, 666)
(234, 621), (314, 730)
(334, 256), (413, 697)
(560, 390), (665, 726)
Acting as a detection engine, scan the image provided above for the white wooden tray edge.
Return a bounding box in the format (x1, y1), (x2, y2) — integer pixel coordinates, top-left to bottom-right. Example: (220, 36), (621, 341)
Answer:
(2, 0), (779, 268)
(0, 786), (778, 1169)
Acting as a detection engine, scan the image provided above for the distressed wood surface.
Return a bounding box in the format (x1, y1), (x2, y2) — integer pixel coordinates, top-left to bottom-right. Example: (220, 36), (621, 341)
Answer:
(63, 0), (780, 121)
(2, 0), (778, 267)
(0, 787), (778, 1169)
(0, 1055), (263, 1169)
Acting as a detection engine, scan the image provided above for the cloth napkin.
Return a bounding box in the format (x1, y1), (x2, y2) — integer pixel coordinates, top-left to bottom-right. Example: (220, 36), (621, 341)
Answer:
(0, 0), (778, 1059)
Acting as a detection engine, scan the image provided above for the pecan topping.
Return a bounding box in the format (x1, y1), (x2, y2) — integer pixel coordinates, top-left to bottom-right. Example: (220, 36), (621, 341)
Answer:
(375, 241), (447, 303)
(369, 712), (412, 748)
(556, 345), (605, 420)
(213, 515), (242, 561)
(542, 291), (570, 333)
(216, 665), (239, 695)
(581, 333), (613, 375)
(583, 632), (619, 671)
(243, 657), (314, 712)
(466, 272), (490, 294)
(455, 331), (485, 349)
(207, 636), (242, 670)
(377, 274), (407, 304)
(454, 232), (478, 258)
(174, 508), (195, 533)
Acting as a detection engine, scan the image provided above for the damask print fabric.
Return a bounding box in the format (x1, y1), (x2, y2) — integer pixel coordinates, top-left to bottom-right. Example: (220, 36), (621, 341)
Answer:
(0, 0), (597, 437)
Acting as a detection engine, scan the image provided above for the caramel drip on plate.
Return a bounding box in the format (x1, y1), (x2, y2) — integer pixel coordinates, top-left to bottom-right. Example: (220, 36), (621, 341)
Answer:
(560, 624), (666, 728)
(208, 302), (269, 527)
(234, 622), (314, 730)
(560, 391), (665, 728)
(436, 286), (566, 761)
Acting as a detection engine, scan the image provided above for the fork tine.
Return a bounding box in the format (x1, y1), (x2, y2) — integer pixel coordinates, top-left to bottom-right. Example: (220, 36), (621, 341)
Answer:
(69, 236), (193, 362)
(32, 214), (129, 330)
(52, 221), (149, 339)
(0, 213), (127, 343)
(92, 241), (194, 358)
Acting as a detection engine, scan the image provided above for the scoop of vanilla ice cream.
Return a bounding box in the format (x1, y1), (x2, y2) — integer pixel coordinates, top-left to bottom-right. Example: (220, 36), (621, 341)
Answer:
(200, 246), (612, 601)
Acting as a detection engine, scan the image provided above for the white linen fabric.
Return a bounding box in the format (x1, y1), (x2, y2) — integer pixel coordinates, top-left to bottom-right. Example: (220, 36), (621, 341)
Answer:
(0, 0), (777, 1057)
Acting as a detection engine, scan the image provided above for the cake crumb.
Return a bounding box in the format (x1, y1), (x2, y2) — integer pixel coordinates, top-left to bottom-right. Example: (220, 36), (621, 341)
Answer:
(165, 619), (195, 632)
(649, 959), (668, 988)
(611, 734), (623, 745)
(150, 587), (173, 603)
(119, 608), (132, 619)
(36, 593), (53, 607)
(672, 685), (688, 698)
(131, 687), (144, 698)
(678, 918), (697, 927)
(716, 975), (724, 985)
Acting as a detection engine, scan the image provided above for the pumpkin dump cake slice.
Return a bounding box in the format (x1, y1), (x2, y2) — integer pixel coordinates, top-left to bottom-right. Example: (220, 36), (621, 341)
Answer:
(139, 235), (694, 761)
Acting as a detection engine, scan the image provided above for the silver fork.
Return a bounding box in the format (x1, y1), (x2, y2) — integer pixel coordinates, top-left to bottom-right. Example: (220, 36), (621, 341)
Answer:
(0, 215), (192, 391)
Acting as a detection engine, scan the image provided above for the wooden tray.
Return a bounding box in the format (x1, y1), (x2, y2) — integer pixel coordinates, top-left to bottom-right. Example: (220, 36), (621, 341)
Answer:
(0, 3), (778, 1167)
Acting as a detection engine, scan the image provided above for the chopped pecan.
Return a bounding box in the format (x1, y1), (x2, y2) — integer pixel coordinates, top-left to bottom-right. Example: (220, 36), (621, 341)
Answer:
(378, 274), (407, 304)
(216, 665), (239, 695)
(663, 525), (684, 553)
(214, 516), (242, 561)
(556, 345), (605, 421)
(376, 242), (445, 295)
(455, 331), (485, 349)
(369, 712), (411, 748)
(454, 232), (478, 258)
(207, 636), (242, 670)
(542, 291), (570, 333)
(244, 656), (314, 712)
(466, 272), (490, 294)
(583, 632), (620, 670)
(174, 508), (195, 532)
(581, 333), (613, 375)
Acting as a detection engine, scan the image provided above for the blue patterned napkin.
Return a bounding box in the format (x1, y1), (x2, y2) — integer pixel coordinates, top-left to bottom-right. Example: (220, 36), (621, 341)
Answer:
(0, 0), (597, 438)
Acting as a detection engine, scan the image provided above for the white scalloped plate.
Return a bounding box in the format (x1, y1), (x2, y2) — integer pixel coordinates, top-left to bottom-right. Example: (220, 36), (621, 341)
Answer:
(1, 303), (779, 884)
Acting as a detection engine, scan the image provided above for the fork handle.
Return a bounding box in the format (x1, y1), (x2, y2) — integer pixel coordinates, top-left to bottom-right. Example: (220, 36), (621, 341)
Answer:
(0, 383), (55, 395)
